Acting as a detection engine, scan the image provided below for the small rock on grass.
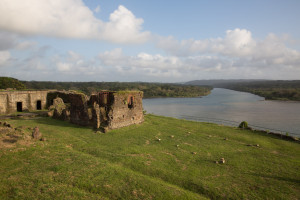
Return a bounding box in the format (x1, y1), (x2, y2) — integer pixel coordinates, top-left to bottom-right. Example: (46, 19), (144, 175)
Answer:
(32, 127), (42, 140)
(216, 158), (226, 164)
(247, 144), (260, 147)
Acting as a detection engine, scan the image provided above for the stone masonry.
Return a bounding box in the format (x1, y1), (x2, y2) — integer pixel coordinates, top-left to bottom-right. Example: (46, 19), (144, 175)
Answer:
(48, 90), (144, 130)
(0, 90), (52, 114)
(0, 90), (144, 131)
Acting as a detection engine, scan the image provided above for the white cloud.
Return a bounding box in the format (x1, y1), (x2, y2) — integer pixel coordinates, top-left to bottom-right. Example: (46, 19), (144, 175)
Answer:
(157, 29), (300, 75)
(16, 41), (37, 50)
(95, 45), (300, 81)
(0, 51), (11, 66)
(0, 1), (150, 44)
(0, 31), (18, 50)
(157, 28), (257, 56)
(56, 62), (72, 72)
(101, 5), (150, 43)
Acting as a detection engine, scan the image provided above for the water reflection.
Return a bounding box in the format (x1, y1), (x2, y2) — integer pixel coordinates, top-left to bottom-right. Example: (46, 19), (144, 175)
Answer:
(143, 88), (300, 137)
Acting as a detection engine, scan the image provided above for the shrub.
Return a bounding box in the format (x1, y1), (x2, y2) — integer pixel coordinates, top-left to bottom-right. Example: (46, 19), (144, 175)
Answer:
(239, 121), (248, 129)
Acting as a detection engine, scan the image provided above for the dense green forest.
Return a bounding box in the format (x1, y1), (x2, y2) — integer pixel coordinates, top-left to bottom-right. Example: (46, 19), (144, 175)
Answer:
(0, 77), (26, 90)
(0, 77), (212, 98)
(22, 81), (211, 98)
(218, 80), (300, 101)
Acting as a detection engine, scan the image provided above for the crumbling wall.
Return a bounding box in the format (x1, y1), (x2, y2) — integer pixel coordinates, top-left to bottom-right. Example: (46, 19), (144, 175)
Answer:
(46, 91), (71, 107)
(69, 93), (90, 126)
(47, 91), (90, 126)
(1, 90), (144, 131)
(48, 97), (70, 121)
(107, 91), (144, 129)
(0, 91), (50, 114)
(91, 102), (100, 129)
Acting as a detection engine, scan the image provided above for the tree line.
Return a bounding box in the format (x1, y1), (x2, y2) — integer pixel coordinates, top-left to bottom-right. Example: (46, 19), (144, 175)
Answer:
(23, 81), (212, 98)
(0, 77), (212, 98)
(218, 80), (300, 101)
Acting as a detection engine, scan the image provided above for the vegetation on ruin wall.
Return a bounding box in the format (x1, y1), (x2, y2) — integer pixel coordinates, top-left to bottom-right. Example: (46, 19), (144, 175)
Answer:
(219, 80), (300, 101)
(23, 81), (212, 98)
(1, 115), (299, 199)
(0, 77), (26, 90)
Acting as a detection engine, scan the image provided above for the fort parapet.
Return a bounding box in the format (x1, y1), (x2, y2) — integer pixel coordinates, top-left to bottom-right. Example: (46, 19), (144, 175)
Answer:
(0, 90), (144, 131)
(0, 90), (54, 114)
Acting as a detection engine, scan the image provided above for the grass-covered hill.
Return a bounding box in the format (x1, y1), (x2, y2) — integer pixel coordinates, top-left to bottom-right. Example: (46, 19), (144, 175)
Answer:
(0, 115), (299, 199)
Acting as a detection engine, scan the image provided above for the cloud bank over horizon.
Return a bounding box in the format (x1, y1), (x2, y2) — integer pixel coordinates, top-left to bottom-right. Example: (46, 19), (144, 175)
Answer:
(0, 0), (299, 82)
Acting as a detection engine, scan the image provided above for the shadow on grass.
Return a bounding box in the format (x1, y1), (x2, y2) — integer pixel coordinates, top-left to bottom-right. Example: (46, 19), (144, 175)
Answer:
(12, 117), (89, 130)
(247, 173), (300, 185)
(2, 139), (17, 143)
(240, 129), (300, 144)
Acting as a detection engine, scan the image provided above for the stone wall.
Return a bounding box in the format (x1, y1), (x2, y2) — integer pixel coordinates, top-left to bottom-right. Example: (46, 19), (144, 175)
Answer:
(0, 90), (144, 131)
(89, 91), (144, 130)
(0, 91), (51, 114)
(107, 91), (144, 129)
(69, 93), (90, 126)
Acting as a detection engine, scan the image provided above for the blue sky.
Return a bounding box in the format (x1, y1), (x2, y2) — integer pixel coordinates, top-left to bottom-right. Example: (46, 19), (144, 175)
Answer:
(0, 0), (299, 82)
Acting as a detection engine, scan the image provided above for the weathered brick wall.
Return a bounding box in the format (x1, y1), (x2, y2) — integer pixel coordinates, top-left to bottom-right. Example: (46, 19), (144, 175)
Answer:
(0, 91), (50, 114)
(107, 92), (144, 129)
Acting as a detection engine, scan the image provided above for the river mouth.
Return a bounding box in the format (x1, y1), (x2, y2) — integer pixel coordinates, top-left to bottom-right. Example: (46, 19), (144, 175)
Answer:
(143, 88), (300, 137)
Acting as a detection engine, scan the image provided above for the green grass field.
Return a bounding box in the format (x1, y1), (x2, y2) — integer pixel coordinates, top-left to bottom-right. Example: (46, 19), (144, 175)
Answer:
(0, 115), (299, 199)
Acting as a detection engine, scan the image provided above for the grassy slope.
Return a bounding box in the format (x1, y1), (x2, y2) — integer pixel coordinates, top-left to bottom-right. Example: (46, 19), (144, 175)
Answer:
(0, 115), (299, 200)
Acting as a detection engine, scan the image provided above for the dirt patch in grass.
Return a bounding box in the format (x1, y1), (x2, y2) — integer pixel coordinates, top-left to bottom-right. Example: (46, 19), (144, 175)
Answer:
(0, 121), (41, 150)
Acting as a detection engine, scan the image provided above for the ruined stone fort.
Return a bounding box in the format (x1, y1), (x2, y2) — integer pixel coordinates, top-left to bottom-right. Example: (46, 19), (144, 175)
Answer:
(0, 90), (144, 131)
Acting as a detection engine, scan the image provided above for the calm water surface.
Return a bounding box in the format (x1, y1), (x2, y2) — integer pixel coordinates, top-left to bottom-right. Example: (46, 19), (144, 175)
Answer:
(143, 88), (300, 137)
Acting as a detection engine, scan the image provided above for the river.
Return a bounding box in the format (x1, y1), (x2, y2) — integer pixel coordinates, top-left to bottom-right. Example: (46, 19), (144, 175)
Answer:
(143, 88), (300, 137)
